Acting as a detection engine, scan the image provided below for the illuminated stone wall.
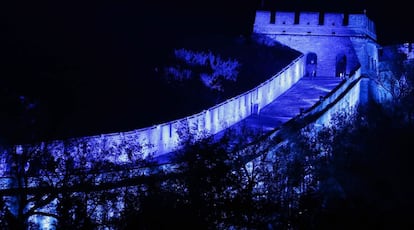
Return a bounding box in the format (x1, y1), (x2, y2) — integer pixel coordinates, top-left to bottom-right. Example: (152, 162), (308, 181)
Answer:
(253, 11), (379, 77)
(0, 55), (306, 228)
(1, 10), (381, 174)
(0, 10), (383, 229)
(254, 11), (376, 40)
(247, 66), (366, 201)
(311, 69), (365, 127)
(0, 55), (305, 173)
(1, 10), (383, 178)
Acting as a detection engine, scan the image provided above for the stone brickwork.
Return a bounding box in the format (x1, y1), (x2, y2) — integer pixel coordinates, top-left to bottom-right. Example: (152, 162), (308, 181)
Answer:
(0, 55), (306, 178)
(254, 11), (379, 77)
(0, 10), (384, 228)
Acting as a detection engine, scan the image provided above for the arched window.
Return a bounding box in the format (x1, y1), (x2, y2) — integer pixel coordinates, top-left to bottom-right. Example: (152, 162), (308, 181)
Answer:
(306, 52), (317, 77)
(306, 52), (317, 65)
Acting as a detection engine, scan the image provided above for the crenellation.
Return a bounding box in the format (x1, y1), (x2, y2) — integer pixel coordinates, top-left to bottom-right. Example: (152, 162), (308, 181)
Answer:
(254, 11), (376, 40)
(0, 10), (380, 175)
(254, 10), (271, 25)
(0, 9), (398, 229)
(348, 14), (366, 27)
(348, 14), (376, 37)
(298, 12), (320, 26)
(274, 11), (295, 25)
(324, 13), (345, 26)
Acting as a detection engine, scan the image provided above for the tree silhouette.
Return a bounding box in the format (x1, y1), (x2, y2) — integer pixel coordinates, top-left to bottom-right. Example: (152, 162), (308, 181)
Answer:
(377, 44), (414, 121)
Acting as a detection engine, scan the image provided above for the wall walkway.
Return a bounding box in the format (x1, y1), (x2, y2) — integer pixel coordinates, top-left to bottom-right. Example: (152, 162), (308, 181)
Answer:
(155, 74), (343, 164)
(0, 55), (306, 174)
(0, 68), (364, 195)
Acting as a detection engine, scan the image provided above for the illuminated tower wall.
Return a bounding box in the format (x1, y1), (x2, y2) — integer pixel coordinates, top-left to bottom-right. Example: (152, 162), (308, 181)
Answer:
(253, 11), (379, 78)
(0, 10), (385, 229)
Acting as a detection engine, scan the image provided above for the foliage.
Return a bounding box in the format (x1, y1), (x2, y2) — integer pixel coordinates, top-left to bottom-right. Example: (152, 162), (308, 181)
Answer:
(164, 48), (240, 92)
(2, 97), (414, 229)
(288, 102), (414, 229)
(377, 45), (414, 111)
(4, 42), (414, 229)
(0, 135), (152, 229)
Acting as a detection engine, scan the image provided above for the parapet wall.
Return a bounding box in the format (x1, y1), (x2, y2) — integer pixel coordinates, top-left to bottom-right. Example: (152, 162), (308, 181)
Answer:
(246, 66), (365, 195)
(2, 10), (381, 178)
(254, 11), (376, 40)
(1, 55), (306, 173)
(309, 68), (363, 127)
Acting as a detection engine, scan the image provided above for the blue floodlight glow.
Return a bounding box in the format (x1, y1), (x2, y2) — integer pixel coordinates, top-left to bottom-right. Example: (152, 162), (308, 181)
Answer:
(0, 9), (385, 229)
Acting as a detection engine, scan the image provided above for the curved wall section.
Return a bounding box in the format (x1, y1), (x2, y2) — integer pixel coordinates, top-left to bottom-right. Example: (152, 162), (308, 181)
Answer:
(125, 54), (304, 157)
(6, 55), (305, 166)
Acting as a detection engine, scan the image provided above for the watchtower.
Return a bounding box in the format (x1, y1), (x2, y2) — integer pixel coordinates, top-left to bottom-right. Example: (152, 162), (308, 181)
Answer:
(253, 11), (380, 78)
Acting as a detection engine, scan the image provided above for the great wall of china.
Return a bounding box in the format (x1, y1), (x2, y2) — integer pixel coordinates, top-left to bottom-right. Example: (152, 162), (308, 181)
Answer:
(1, 10), (391, 228)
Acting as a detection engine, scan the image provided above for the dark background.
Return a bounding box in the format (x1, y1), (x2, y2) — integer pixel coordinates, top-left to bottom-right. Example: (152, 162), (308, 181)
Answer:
(1, 0), (412, 143)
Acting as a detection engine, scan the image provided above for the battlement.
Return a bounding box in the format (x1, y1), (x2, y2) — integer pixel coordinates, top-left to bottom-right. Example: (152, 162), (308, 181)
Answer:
(254, 11), (376, 41)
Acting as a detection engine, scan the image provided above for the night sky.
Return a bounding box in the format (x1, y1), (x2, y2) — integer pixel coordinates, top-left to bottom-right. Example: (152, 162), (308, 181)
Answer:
(0, 0), (412, 143)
